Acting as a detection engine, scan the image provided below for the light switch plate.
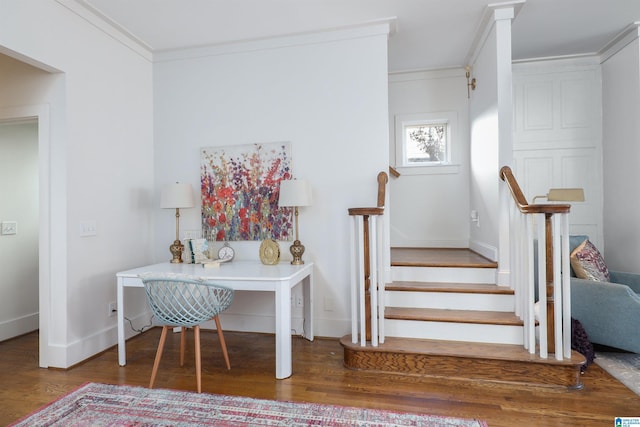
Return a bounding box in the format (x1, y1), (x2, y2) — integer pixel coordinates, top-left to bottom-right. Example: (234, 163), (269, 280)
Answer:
(80, 220), (97, 237)
(1, 221), (17, 235)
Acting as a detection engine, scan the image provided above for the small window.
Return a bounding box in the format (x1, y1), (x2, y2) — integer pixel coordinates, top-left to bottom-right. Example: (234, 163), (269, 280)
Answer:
(404, 123), (447, 165)
(395, 112), (457, 173)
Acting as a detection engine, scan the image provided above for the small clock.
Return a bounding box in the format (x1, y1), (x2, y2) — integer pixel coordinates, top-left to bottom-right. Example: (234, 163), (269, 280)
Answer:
(218, 241), (235, 261)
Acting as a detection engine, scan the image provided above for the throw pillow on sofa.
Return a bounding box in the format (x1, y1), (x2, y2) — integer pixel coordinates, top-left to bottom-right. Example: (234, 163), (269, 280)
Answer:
(570, 239), (610, 282)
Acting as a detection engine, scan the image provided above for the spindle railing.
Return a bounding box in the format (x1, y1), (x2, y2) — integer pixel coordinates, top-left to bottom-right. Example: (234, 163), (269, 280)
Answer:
(500, 166), (572, 360)
(348, 171), (388, 346)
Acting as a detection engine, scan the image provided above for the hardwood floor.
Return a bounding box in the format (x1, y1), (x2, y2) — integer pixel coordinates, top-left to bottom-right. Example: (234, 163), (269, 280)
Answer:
(390, 247), (497, 268)
(2, 329), (639, 426)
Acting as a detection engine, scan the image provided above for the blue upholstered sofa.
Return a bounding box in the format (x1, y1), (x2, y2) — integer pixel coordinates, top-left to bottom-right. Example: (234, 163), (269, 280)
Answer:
(569, 236), (640, 354)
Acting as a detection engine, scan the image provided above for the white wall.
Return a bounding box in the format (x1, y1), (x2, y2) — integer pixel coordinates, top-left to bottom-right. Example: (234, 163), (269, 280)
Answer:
(387, 69), (470, 248)
(602, 36), (640, 272)
(0, 121), (38, 341)
(153, 24), (391, 338)
(0, 1), (154, 367)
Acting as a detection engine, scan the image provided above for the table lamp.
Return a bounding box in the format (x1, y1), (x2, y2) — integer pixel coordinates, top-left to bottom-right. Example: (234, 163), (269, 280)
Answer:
(278, 179), (312, 265)
(161, 182), (195, 263)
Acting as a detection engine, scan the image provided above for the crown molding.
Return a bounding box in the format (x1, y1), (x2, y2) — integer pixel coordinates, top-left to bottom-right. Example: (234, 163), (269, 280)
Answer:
(599, 21), (640, 64)
(153, 18), (396, 63)
(55, 0), (153, 61)
(465, 0), (525, 67)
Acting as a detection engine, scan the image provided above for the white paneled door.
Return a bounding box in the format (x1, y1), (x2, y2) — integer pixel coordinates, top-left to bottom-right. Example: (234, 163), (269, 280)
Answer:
(512, 61), (603, 250)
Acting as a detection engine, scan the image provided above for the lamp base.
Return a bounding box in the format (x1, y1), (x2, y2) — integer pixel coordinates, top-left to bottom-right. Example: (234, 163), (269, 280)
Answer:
(289, 240), (305, 265)
(169, 239), (184, 263)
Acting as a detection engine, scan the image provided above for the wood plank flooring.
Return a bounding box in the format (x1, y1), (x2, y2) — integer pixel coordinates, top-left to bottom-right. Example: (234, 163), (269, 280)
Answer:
(2, 330), (640, 426)
(391, 248), (497, 268)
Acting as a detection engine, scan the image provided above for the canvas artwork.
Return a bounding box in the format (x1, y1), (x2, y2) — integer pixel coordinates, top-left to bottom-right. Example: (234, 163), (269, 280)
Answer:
(201, 142), (293, 241)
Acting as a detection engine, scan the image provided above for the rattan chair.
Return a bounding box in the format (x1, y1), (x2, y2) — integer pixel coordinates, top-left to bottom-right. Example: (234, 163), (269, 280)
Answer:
(140, 274), (234, 393)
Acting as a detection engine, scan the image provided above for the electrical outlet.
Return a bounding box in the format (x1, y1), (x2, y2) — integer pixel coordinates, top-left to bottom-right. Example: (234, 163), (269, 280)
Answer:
(108, 302), (117, 317)
(295, 295), (303, 308)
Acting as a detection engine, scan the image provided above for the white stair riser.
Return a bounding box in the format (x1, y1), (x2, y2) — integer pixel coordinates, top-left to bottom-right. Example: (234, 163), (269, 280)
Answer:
(385, 291), (515, 312)
(391, 266), (495, 283)
(384, 319), (524, 345)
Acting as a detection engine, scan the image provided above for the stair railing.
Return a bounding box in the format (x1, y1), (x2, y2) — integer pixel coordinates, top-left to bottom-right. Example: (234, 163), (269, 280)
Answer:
(348, 171), (388, 347)
(500, 166), (572, 360)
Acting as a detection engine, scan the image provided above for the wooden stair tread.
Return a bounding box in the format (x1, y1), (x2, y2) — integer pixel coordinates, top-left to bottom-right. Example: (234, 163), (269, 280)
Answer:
(385, 307), (524, 326)
(386, 281), (514, 294)
(391, 248), (497, 268)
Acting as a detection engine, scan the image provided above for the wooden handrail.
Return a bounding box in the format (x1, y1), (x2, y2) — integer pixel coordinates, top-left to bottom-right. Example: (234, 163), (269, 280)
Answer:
(499, 166), (571, 214)
(377, 171), (388, 207)
(500, 165), (573, 355)
(388, 166), (400, 178)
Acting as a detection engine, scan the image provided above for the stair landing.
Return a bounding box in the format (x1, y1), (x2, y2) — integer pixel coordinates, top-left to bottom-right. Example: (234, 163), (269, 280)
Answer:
(391, 247), (497, 268)
(341, 336), (585, 389)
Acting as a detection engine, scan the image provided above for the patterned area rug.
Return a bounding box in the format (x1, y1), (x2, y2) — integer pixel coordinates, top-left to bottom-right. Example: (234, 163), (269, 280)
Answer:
(596, 352), (640, 396)
(10, 382), (487, 426)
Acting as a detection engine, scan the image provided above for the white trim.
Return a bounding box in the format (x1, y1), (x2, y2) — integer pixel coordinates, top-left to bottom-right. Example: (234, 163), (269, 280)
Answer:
(465, 0), (524, 66)
(55, 0), (153, 61)
(154, 19), (396, 63)
(394, 111), (458, 170)
(0, 105), (51, 368)
(469, 239), (497, 262)
(599, 21), (640, 64)
(512, 55), (601, 70)
(395, 164), (461, 176)
(513, 53), (601, 66)
(388, 68), (465, 82)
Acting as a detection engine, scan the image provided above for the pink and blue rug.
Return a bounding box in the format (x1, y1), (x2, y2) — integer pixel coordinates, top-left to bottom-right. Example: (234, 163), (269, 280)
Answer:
(11, 382), (488, 426)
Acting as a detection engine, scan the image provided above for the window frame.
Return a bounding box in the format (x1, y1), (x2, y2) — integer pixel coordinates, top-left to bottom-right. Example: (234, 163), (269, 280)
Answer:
(394, 112), (459, 175)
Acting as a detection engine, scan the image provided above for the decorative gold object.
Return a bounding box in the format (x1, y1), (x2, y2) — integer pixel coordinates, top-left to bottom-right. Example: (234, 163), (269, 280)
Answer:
(259, 239), (280, 265)
(160, 182), (195, 263)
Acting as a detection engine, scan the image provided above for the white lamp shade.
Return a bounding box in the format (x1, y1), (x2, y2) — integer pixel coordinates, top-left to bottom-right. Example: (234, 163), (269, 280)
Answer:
(278, 179), (312, 207)
(161, 183), (195, 209)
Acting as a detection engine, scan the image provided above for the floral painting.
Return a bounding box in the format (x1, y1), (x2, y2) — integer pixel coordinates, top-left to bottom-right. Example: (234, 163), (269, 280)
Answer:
(201, 142), (293, 241)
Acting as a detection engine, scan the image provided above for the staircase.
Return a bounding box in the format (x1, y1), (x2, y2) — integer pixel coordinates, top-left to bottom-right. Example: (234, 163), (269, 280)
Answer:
(340, 248), (586, 389)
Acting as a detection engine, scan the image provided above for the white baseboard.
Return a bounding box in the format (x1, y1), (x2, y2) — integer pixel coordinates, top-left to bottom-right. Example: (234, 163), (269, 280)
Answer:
(51, 311), (350, 368)
(49, 311), (152, 369)
(0, 312), (38, 342)
(469, 239), (497, 261)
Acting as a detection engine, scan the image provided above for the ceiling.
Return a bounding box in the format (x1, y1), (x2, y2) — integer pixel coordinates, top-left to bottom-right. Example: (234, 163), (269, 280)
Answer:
(80, 0), (640, 72)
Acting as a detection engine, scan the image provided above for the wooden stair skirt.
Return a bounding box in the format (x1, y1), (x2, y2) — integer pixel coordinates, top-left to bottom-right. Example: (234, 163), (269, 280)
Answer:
(340, 336), (586, 389)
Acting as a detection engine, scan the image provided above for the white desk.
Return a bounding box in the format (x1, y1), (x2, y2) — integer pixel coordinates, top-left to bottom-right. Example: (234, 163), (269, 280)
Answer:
(116, 261), (313, 379)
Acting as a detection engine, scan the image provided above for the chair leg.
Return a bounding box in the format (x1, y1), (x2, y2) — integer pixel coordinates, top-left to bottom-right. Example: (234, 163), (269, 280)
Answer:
(194, 325), (202, 393)
(214, 315), (231, 370)
(180, 326), (186, 367)
(149, 326), (169, 389)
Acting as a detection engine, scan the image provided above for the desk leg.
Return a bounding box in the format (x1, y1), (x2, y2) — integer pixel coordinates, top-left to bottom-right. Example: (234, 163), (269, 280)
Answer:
(117, 278), (126, 366)
(275, 281), (292, 379)
(302, 273), (314, 341)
